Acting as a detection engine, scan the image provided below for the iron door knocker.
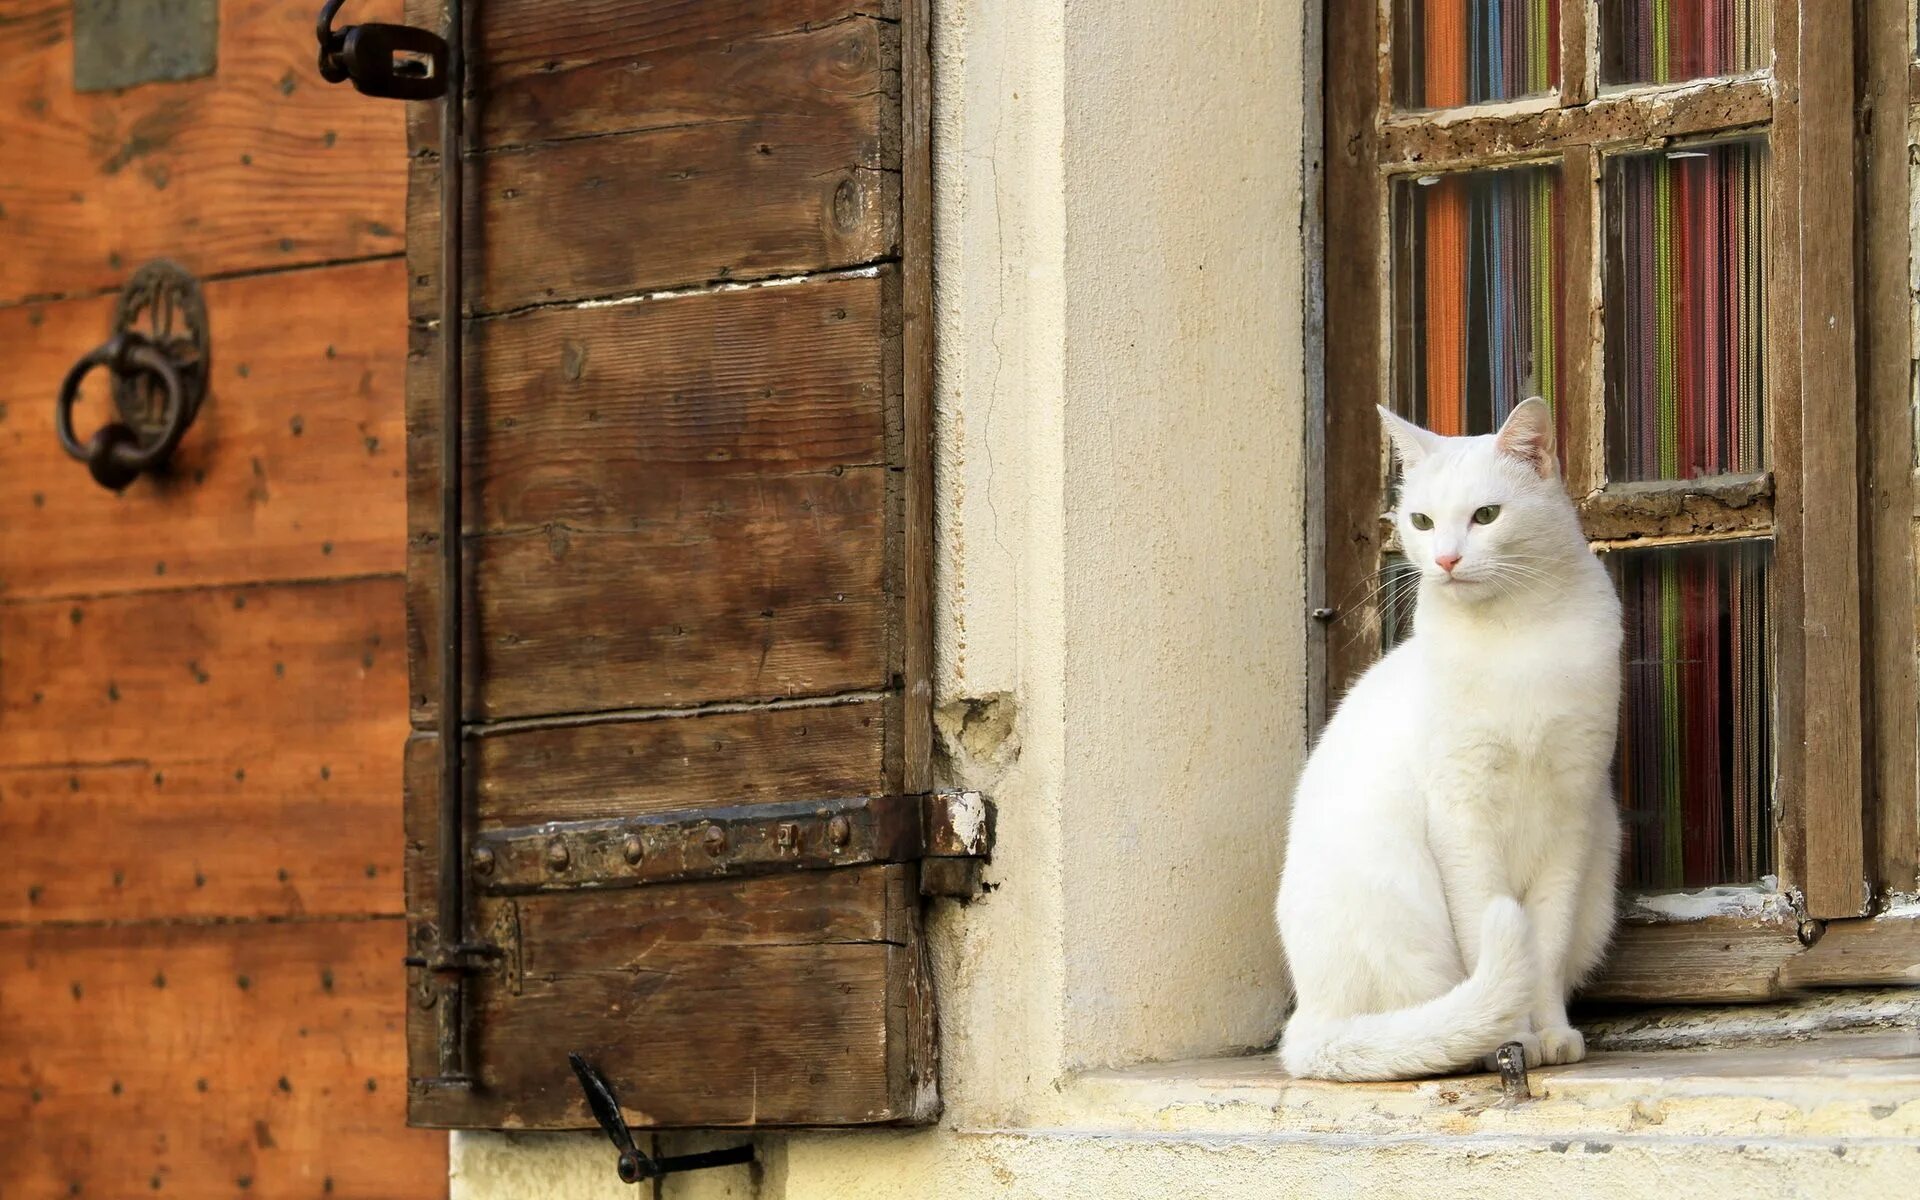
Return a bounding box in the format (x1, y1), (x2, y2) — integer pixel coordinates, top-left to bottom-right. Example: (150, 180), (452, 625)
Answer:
(54, 260), (209, 492)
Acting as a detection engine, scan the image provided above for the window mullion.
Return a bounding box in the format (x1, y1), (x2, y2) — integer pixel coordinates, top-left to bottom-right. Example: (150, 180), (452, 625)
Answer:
(1559, 0), (1594, 107)
(1562, 141), (1602, 496)
(1783, 0), (1869, 919)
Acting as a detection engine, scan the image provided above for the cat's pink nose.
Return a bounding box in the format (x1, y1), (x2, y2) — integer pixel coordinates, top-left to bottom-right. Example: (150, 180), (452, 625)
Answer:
(1434, 553), (1462, 574)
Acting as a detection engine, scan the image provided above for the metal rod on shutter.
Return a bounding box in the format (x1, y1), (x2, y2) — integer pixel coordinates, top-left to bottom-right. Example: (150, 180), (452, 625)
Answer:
(434, 0), (470, 1084)
(314, 0), (487, 1090)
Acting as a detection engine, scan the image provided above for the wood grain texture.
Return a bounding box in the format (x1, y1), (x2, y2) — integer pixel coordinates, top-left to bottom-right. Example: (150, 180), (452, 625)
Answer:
(407, 467), (890, 722)
(404, 866), (932, 1129)
(1558, 0), (1592, 106)
(1778, 915), (1920, 989)
(899, 0), (933, 795)
(1558, 142), (1600, 498)
(1581, 918), (1804, 1003)
(406, 273), (899, 723)
(0, 577), (404, 769)
(0, 258), (407, 599)
(408, 93), (897, 317)
(1378, 76), (1771, 172)
(408, 700), (889, 832)
(1791, 1), (1868, 917)
(476, 16), (898, 153)
(1577, 473), (1774, 542)
(1322, 0), (1387, 695)
(1765, 0), (1809, 911)
(1860, 0), (1919, 899)
(403, 0), (897, 147)
(0, 0), (406, 306)
(0, 754), (402, 924)
(407, 271), (894, 531)
(0, 918), (445, 1199)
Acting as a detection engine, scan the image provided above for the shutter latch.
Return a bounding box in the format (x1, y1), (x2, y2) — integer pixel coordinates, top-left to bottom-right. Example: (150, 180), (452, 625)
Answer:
(568, 1054), (755, 1183)
(314, 0), (449, 100)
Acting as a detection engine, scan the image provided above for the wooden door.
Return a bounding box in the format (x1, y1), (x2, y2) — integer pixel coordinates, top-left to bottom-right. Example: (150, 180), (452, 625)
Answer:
(0, 2), (445, 1195)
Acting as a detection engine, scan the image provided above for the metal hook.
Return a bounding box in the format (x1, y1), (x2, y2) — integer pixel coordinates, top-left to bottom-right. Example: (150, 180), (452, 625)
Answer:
(568, 1054), (755, 1184)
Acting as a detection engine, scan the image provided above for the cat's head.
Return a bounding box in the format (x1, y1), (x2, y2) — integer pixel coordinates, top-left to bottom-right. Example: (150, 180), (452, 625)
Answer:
(1379, 398), (1577, 601)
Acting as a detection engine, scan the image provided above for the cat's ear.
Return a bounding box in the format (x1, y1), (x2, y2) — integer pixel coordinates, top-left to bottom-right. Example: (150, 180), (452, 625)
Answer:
(1377, 405), (1443, 469)
(1495, 397), (1557, 480)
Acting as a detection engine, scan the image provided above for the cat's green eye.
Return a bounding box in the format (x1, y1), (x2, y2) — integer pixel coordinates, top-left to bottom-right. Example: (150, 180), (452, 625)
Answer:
(1472, 505), (1501, 525)
(1409, 512), (1434, 531)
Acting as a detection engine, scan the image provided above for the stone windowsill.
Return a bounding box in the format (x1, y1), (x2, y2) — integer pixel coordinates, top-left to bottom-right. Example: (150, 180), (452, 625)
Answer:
(1063, 994), (1920, 1147)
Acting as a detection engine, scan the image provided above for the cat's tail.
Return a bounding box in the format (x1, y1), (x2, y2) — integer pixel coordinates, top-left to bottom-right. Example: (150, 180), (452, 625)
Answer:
(1278, 898), (1534, 1082)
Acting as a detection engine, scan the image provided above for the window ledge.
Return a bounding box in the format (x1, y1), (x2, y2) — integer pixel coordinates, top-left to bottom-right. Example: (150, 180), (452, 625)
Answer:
(1066, 1020), (1920, 1146)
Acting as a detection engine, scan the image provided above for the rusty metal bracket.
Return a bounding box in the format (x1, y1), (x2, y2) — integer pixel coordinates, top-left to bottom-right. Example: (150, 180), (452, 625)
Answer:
(921, 789), (994, 898)
(468, 790), (995, 897)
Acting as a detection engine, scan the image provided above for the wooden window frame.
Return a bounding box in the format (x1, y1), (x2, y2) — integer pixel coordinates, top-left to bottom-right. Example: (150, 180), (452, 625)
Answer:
(1319, 0), (1920, 1004)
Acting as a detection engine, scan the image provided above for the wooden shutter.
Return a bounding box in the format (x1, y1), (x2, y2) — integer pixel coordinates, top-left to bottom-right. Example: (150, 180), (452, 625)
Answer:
(401, 0), (938, 1129)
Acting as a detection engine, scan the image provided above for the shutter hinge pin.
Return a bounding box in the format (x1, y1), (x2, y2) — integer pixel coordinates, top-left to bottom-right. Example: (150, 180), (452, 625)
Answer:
(1495, 1041), (1531, 1103)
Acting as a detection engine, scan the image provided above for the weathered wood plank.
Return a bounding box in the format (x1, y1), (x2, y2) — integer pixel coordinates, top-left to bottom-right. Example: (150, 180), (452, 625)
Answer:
(407, 0), (898, 148)
(406, 113), (898, 316)
(1379, 75), (1771, 172)
(0, 754), (402, 924)
(407, 271), (893, 531)
(1778, 914), (1920, 989)
(1765, 0), (1810, 912)
(407, 700), (889, 832)
(1861, 0), (1919, 901)
(1322, 0), (1388, 695)
(1581, 917), (1804, 1003)
(0, 258), (407, 599)
(408, 468), (890, 723)
(1577, 473), (1774, 543)
(476, 16), (899, 153)
(0, 577), (405, 769)
(899, 0), (933, 794)
(0, 0), (406, 306)
(0, 918), (445, 1198)
(404, 867), (931, 1129)
(1792, 1), (1868, 917)
(406, 274), (899, 723)
(1558, 143), (1600, 498)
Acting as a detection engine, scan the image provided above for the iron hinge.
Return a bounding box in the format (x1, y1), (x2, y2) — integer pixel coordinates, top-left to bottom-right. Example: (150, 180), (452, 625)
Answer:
(465, 790), (995, 898)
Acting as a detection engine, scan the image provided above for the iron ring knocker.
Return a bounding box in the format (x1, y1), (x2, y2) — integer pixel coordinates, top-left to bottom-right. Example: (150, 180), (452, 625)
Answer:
(55, 333), (191, 492)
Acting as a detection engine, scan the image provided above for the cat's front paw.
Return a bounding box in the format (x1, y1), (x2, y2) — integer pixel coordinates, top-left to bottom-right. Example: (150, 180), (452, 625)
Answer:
(1535, 1025), (1586, 1066)
(1482, 1031), (1543, 1072)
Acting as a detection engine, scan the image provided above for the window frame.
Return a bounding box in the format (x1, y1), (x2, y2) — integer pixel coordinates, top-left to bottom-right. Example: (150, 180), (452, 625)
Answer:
(1318, 0), (1920, 1003)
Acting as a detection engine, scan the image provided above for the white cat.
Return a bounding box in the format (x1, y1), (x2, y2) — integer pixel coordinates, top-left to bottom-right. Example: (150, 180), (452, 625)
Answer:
(1275, 398), (1622, 1081)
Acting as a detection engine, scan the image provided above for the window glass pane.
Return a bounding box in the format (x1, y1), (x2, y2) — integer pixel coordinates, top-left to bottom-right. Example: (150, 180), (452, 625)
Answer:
(1395, 0), (1559, 108)
(1599, 0), (1773, 86)
(1392, 164), (1564, 447)
(1604, 139), (1768, 482)
(1611, 540), (1773, 890)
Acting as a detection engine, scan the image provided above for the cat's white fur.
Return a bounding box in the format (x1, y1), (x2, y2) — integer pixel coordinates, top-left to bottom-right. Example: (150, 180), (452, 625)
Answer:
(1275, 398), (1622, 1082)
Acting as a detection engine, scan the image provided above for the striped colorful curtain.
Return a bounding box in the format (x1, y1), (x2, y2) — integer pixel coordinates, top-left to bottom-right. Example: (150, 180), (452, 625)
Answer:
(1397, 0), (1559, 107)
(1394, 166), (1563, 449)
(1605, 140), (1768, 482)
(1615, 541), (1772, 888)
(1602, 0), (1773, 85)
